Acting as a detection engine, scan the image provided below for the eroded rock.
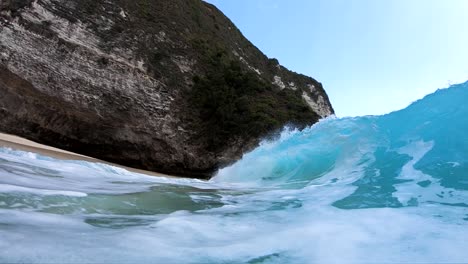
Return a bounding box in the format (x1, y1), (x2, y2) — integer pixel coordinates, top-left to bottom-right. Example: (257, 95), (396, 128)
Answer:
(0, 0), (334, 178)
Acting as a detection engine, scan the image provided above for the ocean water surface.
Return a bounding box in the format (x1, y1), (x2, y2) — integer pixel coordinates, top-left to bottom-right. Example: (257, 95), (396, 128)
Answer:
(0, 82), (467, 263)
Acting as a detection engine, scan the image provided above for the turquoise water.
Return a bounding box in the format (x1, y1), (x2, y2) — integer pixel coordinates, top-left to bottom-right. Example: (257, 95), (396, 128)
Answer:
(0, 82), (467, 263)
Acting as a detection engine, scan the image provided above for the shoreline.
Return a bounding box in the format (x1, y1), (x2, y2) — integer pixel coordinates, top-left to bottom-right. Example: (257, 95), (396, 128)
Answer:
(0, 133), (174, 178)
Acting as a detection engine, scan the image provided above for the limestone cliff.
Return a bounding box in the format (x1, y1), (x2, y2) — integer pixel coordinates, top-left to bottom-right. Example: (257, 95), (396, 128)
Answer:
(0, 0), (334, 178)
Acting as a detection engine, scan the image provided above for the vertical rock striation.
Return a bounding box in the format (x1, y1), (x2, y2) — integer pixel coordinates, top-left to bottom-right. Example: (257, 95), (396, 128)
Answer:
(0, 0), (334, 178)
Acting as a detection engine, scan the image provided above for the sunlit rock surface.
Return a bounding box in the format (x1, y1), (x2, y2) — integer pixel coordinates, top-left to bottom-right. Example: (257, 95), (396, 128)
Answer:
(0, 0), (333, 178)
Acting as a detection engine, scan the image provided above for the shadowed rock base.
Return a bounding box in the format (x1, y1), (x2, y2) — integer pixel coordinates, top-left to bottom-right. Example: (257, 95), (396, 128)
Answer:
(0, 0), (333, 178)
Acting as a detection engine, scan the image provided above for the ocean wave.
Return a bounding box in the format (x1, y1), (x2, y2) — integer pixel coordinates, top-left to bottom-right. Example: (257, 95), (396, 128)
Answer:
(0, 82), (467, 263)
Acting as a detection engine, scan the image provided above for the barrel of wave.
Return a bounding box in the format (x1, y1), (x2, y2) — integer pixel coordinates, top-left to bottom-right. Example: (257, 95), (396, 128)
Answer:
(212, 82), (468, 191)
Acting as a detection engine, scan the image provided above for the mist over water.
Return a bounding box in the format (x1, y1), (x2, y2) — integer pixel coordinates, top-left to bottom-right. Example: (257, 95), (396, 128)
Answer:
(1, 83), (467, 263)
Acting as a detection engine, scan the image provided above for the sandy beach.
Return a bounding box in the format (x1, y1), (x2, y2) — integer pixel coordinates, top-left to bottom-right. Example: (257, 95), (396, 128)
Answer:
(0, 132), (172, 178)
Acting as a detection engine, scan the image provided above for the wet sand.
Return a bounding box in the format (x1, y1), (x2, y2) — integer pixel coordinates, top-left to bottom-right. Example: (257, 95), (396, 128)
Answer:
(0, 133), (173, 178)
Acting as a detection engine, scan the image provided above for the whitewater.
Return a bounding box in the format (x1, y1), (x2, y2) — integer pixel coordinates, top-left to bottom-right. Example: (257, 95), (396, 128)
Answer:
(0, 82), (467, 263)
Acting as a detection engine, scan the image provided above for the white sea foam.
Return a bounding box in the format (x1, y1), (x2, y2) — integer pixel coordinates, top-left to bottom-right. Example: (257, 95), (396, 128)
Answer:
(1, 192), (467, 263)
(1, 139), (467, 264)
(394, 140), (468, 206)
(1, 84), (468, 263)
(0, 184), (87, 197)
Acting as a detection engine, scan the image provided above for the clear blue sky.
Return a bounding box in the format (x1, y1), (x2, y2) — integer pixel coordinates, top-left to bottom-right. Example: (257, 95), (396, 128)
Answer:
(205, 0), (468, 117)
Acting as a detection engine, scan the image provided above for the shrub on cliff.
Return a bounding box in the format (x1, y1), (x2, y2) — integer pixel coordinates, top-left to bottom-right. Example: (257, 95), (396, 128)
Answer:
(190, 50), (319, 151)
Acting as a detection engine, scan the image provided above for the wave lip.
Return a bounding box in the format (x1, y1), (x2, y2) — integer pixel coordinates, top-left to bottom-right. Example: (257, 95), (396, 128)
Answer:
(214, 82), (468, 208)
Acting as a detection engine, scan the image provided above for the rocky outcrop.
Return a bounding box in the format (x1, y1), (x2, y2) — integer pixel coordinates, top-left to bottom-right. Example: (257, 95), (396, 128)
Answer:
(0, 0), (334, 178)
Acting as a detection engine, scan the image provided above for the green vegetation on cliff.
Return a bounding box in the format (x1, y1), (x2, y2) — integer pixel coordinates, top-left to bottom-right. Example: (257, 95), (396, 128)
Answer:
(0, 0), (332, 178)
(190, 49), (319, 151)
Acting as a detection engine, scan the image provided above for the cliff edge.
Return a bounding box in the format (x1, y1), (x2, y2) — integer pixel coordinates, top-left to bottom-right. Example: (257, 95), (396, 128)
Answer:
(0, 0), (334, 178)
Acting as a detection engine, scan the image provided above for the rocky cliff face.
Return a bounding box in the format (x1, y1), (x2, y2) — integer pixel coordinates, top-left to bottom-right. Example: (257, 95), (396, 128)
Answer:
(0, 0), (334, 178)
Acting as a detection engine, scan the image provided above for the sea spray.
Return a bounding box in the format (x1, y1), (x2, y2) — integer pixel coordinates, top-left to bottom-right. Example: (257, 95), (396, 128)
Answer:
(0, 82), (467, 263)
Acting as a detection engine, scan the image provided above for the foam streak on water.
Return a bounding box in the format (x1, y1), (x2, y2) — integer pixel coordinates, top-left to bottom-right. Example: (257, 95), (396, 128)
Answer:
(0, 83), (467, 263)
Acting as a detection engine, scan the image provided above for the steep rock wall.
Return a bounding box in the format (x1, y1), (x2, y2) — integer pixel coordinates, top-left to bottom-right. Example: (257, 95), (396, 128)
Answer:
(0, 0), (334, 178)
